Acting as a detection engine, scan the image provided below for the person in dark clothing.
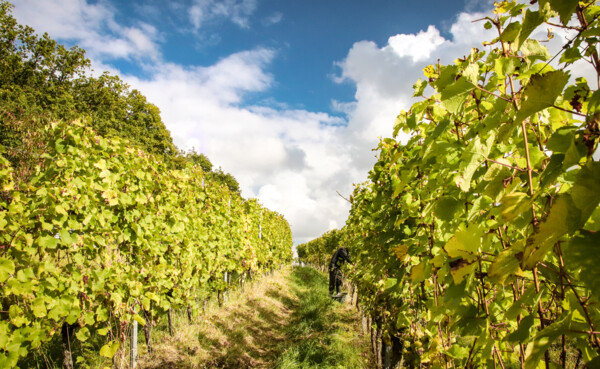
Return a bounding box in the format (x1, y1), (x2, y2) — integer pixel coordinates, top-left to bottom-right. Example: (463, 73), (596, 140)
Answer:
(328, 247), (352, 295)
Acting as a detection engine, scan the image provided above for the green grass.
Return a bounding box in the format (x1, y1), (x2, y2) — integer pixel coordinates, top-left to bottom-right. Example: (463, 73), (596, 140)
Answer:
(275, 266), (372, 369)
(17, 266), (372, 368)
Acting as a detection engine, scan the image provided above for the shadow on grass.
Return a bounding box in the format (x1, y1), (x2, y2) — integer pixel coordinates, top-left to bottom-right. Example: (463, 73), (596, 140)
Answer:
(140, 266), (370, 369)
(274, 266), (370, 369)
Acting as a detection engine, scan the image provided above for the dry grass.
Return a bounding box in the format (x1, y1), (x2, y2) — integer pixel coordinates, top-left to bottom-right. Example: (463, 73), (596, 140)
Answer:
(135, 267), (301, 369)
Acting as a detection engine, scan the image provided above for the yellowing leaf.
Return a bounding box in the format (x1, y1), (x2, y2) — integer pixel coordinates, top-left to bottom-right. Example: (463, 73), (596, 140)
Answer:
(516, 71), (570, 124)
(444, 226), (483, 262)
(500, 192), (531, 222)
(99, 341), (120, 358)
(392, 245), (408, 261)
(133, 314), (146, 326)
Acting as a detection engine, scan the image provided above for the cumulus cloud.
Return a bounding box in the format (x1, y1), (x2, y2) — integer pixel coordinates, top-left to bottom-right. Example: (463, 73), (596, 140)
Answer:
(334, 11), (496, 172)
(117, 49), (354, 243)
(190, 0), (258, 29)
(12, 0), (161, 61)
(16, 0), (543, 244)
(262, 12), (283, 26)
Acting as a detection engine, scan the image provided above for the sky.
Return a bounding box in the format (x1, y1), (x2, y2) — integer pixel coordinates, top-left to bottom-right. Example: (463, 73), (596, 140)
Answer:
(10, 0), (505, 244)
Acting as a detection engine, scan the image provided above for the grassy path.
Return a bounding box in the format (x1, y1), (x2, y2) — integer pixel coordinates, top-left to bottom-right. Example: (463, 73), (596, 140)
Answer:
(137, 266), (372, 369)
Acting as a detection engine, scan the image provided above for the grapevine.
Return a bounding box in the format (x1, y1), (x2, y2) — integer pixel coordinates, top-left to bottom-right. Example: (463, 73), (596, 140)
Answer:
(299, 1), (600, 367)
(0, 121), (293, 367)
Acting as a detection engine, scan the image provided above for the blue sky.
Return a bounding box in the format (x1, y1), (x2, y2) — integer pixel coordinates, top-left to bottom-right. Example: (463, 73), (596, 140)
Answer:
(110, 0), (491, 115)
(11, 0), (500, 243)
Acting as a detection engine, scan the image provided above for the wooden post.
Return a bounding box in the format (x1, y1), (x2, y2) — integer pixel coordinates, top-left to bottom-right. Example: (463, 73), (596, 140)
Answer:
(383, 340), (391, 369)
(168, 309), (174, 337)
(131, 310), (138, 369)
(362, 312), (368, 333)
(61, 323), (74, 369)
(223, 271), (229, 303)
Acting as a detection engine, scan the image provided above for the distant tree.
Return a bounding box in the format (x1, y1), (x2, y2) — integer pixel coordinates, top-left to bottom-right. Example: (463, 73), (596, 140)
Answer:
(211, 167), (241, 194)
(73, 73), (178, 158)
(181, 149), (213, 173)
(0, 1), (178, 181)
(0, 1), (243, 194)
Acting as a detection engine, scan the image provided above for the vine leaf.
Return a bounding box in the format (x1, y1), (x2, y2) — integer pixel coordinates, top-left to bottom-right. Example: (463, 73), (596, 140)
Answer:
(542, 0), (579, 26)
(444, 225), (482, 262)
(434, 196), (460, 221)
(522, 195), (571, 269)
(455, 133), (495, 192)
(99, 341), (120, 358)
(0, 258), (15, 283)
(501, 192), (531, 222)
(441, 77), (474, 114)
(571, 161), (600, 225)
(488, 248), (523, 285)
(524, 313), (573, 369)
(508, 314), (535, 343)
(564, 230), (600, 294)
(516, 10), (544, 50)
(515, 71), (570, 124)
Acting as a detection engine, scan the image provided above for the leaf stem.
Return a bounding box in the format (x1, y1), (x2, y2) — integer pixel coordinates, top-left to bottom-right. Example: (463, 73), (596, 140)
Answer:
(485, 158), (527, 172)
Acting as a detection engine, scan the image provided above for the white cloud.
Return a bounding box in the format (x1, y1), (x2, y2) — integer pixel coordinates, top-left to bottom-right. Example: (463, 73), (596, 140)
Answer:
(12, 0), (161, 61)
(334, 11), (496, 163)
(262, 12), (283, 26)
(17, 1), (547, 245)
(190, 0), (258, 30)
(388, 25), (446, 63)
(118, 49), (355, 243)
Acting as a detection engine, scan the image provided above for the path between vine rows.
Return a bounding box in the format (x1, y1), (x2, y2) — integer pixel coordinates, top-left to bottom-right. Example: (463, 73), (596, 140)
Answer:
(136, 266), (373, 369)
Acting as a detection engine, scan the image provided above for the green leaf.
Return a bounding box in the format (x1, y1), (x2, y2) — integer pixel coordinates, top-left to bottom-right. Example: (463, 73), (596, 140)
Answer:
(523, 195), (573, 269)
(434, 196), (460, 221)
(495, 57), (520, 78)
(455, 133), (495, 192)
(488, 248), (523, 285)
(547, 127), (576, 153)
(508, 314), (535, 343)
(410, 262), (429, 284)
(9, 305), (28, 327)
(520, 39), (550, 61)
(441, 77), (475, 114)
(446, 344), (470, 359)
(444, 225), (483, 262)
(500, 22), (521, 43)
(31, 297), (47, 318)
(99, 341), (120, 358)
(547, 0), (578, 26)
(500, 192), (531, 222)
(540, 154), (564, 189)
(506, 287), (543, 321)
(94, 159), (107, 171)
(515, 71), (570, 124)
(0, 257), (15, 283)
(75, 327), (90, 342)
(412, 78), (427, 97)
(560, 45), (582, 64)
(563, 230), (600, 294)
(562, 138), (587, 170)
(463, 63), (479, 85)
(524, 315), (569, 369)
(133, 314), (146, 326)
(516, 10), (544, 50)
(59, 229), (73, 245)
(38, 235), (59, 250)
(571, 161), (600, 225)
(96, 306), (108, 322)
(449, 260), (477, 284)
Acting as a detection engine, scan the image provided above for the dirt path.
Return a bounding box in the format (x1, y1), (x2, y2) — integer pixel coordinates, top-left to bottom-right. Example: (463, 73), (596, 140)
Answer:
(136, 266), (372, 369)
